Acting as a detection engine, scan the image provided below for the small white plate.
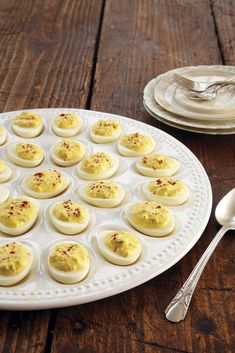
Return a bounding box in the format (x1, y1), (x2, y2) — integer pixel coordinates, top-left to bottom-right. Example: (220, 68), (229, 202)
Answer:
(174, 83), (235, 115)
(154, 66), (235, 121)
(144, 100), (235, 135)
(144, 67), (235, 134)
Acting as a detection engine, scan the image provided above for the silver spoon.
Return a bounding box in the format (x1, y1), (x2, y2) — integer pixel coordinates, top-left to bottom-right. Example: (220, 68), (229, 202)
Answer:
(165, 188), (235, 322)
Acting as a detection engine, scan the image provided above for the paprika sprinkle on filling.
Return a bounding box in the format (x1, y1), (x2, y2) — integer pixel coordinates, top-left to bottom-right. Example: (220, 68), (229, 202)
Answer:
(118, 132), (155, 156)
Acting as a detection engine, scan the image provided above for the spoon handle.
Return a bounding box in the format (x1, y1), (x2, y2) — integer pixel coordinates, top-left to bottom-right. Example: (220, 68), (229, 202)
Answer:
(165, 225), (229, 322)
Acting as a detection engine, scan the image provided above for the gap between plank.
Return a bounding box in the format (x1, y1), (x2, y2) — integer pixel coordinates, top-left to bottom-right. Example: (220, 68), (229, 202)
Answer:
(85, 0), (106, 109)
(43, 309), (58, 353)
(209, 0), (225, 64)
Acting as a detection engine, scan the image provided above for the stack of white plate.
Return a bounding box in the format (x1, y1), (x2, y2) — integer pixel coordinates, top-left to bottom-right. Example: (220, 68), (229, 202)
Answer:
(143, 65), (235, 134)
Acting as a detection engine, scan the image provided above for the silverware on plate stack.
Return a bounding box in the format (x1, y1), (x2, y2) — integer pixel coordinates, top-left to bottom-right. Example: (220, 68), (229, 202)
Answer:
(143, 65), (235, 134)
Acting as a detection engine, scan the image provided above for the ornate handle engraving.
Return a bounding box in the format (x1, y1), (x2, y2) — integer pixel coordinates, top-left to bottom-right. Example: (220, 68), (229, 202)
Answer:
(165, 225), (230, 322)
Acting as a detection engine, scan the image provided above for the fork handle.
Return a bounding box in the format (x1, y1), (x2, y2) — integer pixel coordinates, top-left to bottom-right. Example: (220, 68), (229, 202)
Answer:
(165, 224), (230, 323)
(225, 74), (235, 82)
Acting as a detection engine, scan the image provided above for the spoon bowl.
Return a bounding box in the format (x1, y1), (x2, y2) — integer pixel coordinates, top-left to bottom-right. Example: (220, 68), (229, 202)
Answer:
(215, 188), (235, 227)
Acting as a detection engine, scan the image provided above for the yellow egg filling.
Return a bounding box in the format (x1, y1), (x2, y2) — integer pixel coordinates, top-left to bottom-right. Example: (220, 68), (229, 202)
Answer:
(0, 160), (5, 173)
(28, 170), (64, 193)
(131, 202), (170, 229)
(87, 181), (118, 199)
(104, 231), (140, 258)
(53, 200), (87, 223)
(140, 154), (174, 170)
(92, 119), (121, 136)
(54, 140), (83, 161)
(49, 243), (89, 272)
(0, 126), (3, 135)
(16, 143), (43, 161)
(80, 152), (113, 174)
(55, 113), (79, 129)
(120, 133), (152, 151)
(148, 178), (185, 196)
(13, 112), (42, 128)
(0, 198), (37, 228)
(0, 242), (31, 276)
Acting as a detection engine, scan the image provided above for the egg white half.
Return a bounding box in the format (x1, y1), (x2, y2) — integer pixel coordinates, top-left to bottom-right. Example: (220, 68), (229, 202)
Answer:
(7, 142), (44, 168)
(49, 202), (90, 235)
(77, 155), (119, 180)
(48, 241), (90, 284)
(125, 203), (175, 237)
(90, 126), (122, 144)
(0, 127), (7, 145)
(78, 182), (125, 208)
(118, 135), (155, 157)
(142, 180), (190, 205)
(50, 141), (86, 167)
(0, 164), (12, 183)
(96, 230), (141, 265)
(12, 122), (43, 138)
(0, 243), (33, 286)
(136, 156), (181, 177)
(0, 186), (10, 205)
(0, 198), (39, 236)
(21, 171), (70, 199)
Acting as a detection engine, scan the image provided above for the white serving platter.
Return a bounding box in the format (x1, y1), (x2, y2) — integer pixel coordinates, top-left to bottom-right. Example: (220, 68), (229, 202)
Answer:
(0, 108), (212, 310)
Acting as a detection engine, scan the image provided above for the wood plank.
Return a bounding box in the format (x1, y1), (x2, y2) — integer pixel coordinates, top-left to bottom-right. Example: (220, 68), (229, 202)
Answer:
(0, 0), (103, 112)
(91, 0), (221, 117)
(51, 1), (234, 353)
(0, 311), (51, 353)
(0, 0), (103, 352)
(211, 0), (235, 64)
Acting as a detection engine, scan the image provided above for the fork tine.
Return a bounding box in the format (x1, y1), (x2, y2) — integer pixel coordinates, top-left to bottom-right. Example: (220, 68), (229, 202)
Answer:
(172, 73), (194, 90)
(172, 75), (194, 90)
(173, 73), (193, 86)
(171, 74), (189, 87)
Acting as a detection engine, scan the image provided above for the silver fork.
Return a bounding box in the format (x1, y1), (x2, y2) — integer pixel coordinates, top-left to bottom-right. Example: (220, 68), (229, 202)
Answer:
(172, 73), (235, 92)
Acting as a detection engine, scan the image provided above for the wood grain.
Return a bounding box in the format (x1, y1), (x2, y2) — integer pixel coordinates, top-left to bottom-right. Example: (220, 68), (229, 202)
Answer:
(211, 0), (235, 65)
(51, 1), (234, 353)
(0, 0), (103, 112)
(0, 311), (51, 353)
(0, 0), (103, 352)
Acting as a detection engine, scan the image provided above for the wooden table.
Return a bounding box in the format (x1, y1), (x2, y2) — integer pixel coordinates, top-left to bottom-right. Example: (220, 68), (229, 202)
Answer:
(0, 1), (234, 352)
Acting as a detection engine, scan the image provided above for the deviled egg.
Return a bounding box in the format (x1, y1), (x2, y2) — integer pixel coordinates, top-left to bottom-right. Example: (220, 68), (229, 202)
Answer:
(126, 201), (175, 237)
(12, 112), (43, 138)
(143, 178), (190, 205)
(96, 230), (141, 265)
(90, 119), (122, 143)
(136, 154), (180, 177)
(78, 180), (125, 208)
(0, 160), (12, 183)
(22, 169), (70, 199)
(77, 152), (119, 180)
(0, 186), (10, 205)
(0, 242), (33, 286)
(118, 132), (155, 156)
(52, 112), (82, 137)
(48, 241), (90, 284)
(7, 142), (44, 167)
(51, 139), (85, 167)
(0, 126), (7, 145)
(49, 199), (90, 235)
(0, 198), (39, 236)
